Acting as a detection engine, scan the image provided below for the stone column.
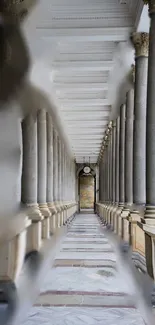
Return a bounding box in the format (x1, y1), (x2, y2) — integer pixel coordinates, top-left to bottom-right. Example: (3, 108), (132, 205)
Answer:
(101, 156), (105, 202)
(110, 120), (116, 227)
(145, 2), (155, 218)
(113, 116), (120, 232)
(131, 32), (149, 209)
(107, 122), (114, 224)
(37, 109), (51, 239)
(143, 1), (155, 279)
(99, 161), (102, 202)
(63, 151), (68, 222)
(104, 130), (110, 223)
(53, 128), (60, 227)
(112, 121), (116, 205)
(109, 126), (113, 204)
(104, 141), (108, 203)
(61, 143), (65, 223)
(119, 104), (126, 205)
(58, 138), (63, 225)
(129, 32), (148, 263)
(107, 134), (110, 205)
(115, 116), (120, 205)
(125, 89), (134, 206)
(46, 113), (57, 232)
(116, 104), (126, 236)
(99, 159), (103, 202)
(122, 89), (134, 241)
(22, 114), (43, 251)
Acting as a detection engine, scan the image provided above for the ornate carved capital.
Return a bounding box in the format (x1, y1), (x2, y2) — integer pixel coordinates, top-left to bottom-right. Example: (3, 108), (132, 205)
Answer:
(143, 0), (155, 15)
(131, 32), (149, 58)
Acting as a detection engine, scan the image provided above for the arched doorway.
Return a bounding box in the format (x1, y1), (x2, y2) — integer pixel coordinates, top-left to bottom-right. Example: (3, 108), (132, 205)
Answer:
(78, 167), (96, 213)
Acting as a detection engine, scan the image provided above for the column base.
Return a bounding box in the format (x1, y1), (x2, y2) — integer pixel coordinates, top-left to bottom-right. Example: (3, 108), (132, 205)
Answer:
(140, 206), (155, 279)
(39, 203), (51, 218)
(110, 204), (118, 232)
(115, 204), (124, 236)
(48, 202), (57, 215)
(26, 204), (43, 252)
(107, 203), (114, 226)
(121, 207), (131, 242)
(0, 217), (30, 282)
(27, 204), (43, 221)
(54, 201), (61, 227)
(58, 201), (65, 226)
(39, 203), (51, 239)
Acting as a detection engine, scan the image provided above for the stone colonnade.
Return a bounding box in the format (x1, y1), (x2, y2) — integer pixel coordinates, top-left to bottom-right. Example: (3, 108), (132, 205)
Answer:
(0, 106), (77, 284)
(97, 1), (155, 280)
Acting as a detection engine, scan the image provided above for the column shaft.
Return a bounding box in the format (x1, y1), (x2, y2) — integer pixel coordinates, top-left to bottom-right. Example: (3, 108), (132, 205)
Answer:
(133, 57), (147, 205)
(58, 138), (61, 203)
(37, 109), (50, 217)
(109, 129), (113, 203)
(119, 104), (126, 204)
(115, 116), (120, 204)
(125, 89), (134, 204)
(47, 113), (53, 205)
(46, 113), (56, 216)
(146, 13), (155, 206)
(53, 129), (58, 203)
(112, 122), (116, 203)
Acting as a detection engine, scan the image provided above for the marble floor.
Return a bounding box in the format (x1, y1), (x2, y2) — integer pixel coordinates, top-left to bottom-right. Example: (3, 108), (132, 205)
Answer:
(23, 213), (146, 325)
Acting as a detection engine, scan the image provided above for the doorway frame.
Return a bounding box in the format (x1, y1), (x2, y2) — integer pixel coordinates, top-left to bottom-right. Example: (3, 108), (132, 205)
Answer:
(77, 167), (96, 213)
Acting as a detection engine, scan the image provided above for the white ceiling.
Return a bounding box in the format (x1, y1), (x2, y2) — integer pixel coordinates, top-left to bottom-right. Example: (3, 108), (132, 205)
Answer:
(22, 0), (145, 163)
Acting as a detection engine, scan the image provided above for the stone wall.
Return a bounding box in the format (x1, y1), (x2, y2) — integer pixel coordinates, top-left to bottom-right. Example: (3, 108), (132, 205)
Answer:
(79, 175), (94, 209)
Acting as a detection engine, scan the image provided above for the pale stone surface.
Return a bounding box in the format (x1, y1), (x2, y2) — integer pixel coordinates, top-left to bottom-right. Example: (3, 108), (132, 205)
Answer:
(56, 252), (116, 260)
(23, 307), (145, 325)
(40, 267), (128, 293)
(62, 243), (111, 249)
(20, 213), (146, 325)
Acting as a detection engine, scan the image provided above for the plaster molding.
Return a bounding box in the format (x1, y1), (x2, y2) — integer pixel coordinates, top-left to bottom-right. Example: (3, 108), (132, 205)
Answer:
(131, 32), (149, 58)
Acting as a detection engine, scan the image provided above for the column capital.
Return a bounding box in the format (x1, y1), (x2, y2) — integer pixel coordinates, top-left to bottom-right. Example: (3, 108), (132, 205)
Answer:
(131, 32), (149, 58)
(144, 0), (155, 14)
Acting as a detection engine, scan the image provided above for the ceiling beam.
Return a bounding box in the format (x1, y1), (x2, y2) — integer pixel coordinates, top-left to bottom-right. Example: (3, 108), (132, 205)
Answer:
(51, 61), (113, 71)
(54, 83), (109, 91)
(73, 145), (101, 147)
(61, 106), (111, 112)
(63, 117), (109, 122)
(60, 99), (110, 106)
(63, 115), (109, 121)
(71, 141), (102, 144)
(38, 27), (131, 41)
(68, 131), (104, 135)
(67, 124), (107, 128)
